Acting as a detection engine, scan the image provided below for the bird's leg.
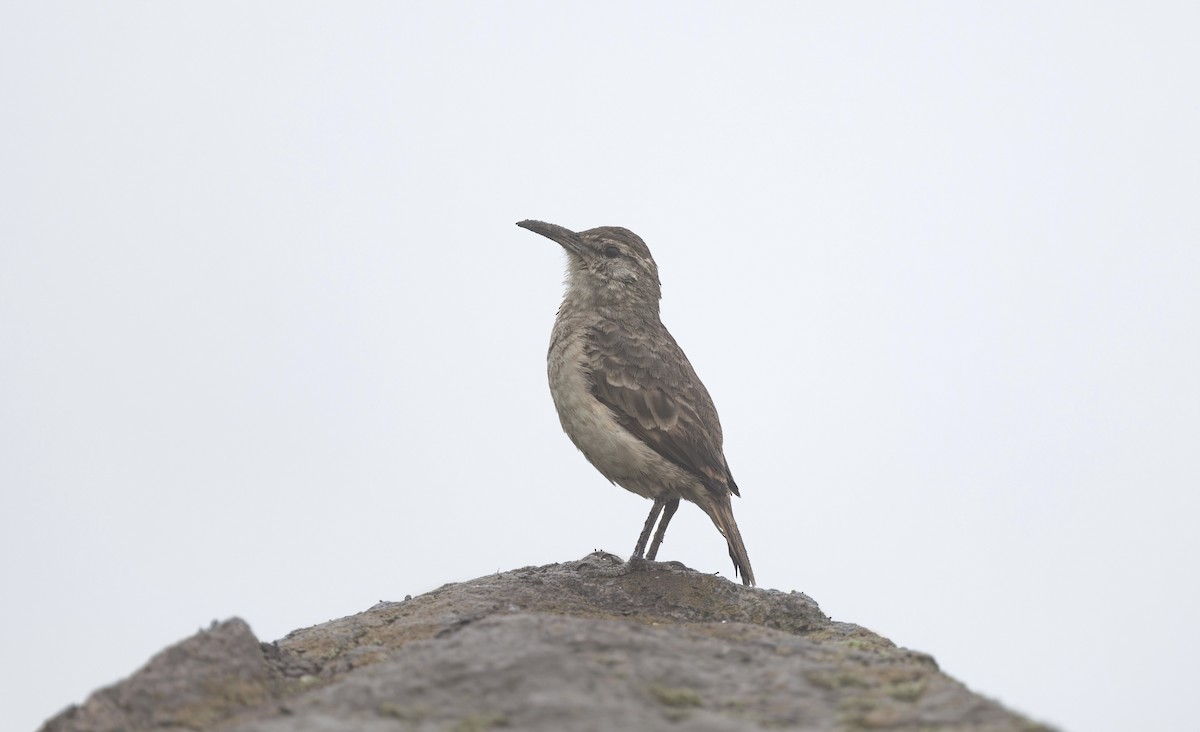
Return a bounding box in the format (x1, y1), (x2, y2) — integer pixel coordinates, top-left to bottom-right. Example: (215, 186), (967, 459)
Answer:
(645, 498), (680, 560)
(632, 498), (665, 559)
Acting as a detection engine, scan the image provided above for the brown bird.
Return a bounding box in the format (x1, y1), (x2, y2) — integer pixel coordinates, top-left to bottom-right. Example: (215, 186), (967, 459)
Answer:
(518, 219), (755, 586)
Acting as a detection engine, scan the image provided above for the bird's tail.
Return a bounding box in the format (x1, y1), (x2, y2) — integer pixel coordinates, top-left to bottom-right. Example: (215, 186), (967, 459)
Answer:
(703, 495), (755, 586)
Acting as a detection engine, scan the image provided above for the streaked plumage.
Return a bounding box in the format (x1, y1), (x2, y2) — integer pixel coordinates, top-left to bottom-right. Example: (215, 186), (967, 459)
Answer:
(519, 219), (755, 586)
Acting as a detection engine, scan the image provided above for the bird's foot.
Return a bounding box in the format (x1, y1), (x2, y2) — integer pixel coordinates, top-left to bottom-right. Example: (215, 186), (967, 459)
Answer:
(625, 555), (653, 573)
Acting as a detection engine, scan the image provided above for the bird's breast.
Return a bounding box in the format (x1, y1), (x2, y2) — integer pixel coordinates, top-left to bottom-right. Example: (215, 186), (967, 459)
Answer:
(547, 319), (691, 499)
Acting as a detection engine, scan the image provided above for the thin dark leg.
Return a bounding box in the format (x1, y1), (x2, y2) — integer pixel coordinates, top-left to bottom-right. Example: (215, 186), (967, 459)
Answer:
(632, 498), (665, 558)
(646, 498), (680, 560)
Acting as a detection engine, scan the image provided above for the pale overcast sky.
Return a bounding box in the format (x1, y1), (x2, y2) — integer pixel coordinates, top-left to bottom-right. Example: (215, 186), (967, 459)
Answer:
(3, 4), (1198, 732)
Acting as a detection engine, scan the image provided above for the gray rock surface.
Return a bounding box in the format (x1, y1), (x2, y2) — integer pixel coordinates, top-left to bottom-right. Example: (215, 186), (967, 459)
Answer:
(38, 553), (1053, 732)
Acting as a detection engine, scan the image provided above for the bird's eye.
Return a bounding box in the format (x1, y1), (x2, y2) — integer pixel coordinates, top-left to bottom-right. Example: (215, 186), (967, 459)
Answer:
(603, 245), (620, 258)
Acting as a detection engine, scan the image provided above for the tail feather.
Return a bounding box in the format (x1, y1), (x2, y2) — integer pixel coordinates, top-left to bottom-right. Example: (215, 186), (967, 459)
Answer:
(704, 496), (755, 586)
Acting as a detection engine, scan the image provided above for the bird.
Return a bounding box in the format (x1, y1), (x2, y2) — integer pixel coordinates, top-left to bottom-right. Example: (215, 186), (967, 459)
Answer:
(518, 219), (755, 586)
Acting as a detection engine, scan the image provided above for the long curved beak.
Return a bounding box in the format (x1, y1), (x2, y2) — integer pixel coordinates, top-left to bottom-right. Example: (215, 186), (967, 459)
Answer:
(517, 219), (587, 257)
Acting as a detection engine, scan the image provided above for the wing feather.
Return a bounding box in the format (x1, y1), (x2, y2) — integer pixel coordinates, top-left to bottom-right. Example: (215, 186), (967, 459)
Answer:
(585, 321), (738, 497)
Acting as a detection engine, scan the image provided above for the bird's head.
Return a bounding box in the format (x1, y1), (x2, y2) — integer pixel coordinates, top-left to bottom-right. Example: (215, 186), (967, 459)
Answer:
(517, 219), (662, 313)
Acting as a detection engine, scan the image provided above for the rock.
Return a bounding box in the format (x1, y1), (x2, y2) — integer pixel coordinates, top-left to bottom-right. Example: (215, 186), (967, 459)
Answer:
(37, 552), (1054, 732)
(38, 618), (280, 732)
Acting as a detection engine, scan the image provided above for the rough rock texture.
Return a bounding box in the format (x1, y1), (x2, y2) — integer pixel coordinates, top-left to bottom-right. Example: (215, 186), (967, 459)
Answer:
(38, 553), (1053, 732)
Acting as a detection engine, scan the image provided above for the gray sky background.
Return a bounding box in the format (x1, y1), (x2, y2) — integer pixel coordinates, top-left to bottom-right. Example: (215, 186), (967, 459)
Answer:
(3, 4), (1197, 731)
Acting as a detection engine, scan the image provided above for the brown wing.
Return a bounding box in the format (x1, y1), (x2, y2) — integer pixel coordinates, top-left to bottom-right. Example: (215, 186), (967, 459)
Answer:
(585, 320), (738, 497)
